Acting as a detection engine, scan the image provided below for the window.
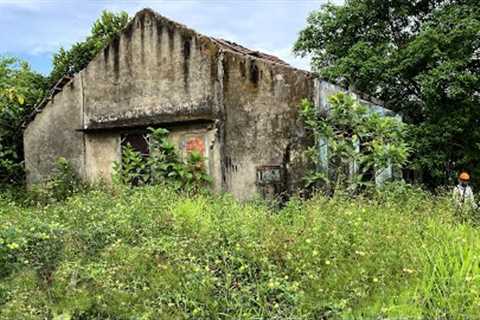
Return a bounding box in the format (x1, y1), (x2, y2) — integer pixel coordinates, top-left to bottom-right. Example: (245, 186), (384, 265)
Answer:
(121, 132), (149, 156)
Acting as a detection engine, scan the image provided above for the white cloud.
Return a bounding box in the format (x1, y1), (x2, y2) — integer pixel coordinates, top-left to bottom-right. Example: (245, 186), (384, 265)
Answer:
(0, 0), (338, 71)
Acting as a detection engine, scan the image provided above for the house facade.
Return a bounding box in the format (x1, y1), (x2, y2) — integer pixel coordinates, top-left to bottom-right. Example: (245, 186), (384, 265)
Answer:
(24, 9), (391, 200)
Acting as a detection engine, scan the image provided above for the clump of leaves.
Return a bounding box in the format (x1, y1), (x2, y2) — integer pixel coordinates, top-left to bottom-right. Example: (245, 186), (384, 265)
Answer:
(300, 92), (410, 195)
(114, 128), (211, 189)
(0, 57), (48, 185)
(0, 87), (24, 183)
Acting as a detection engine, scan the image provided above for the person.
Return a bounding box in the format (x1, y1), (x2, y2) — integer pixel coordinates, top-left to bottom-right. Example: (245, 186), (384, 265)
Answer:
(453, 171), (477, 209)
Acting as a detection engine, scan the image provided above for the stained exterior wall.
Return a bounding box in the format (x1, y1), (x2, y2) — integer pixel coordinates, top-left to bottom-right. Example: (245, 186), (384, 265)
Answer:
(24, 9), (387, 200)
(84, 132), (120, 184)
(166, 125), (222, 192)
(82, 10), (221, 130)
(221, 52), (313, 200)
(24, 76), (85, 185)
(25, 9), (224, 190)
(24, 9), (316, 200)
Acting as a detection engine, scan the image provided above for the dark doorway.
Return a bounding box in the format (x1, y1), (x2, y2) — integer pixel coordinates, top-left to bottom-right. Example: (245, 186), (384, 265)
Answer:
(122, 132), (149, 156)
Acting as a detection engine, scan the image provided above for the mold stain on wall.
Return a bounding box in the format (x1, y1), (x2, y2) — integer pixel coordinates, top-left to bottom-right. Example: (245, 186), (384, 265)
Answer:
(23, 9), (328, 202)
(182, 35), (191, 92)
(112, 36), (121, 80)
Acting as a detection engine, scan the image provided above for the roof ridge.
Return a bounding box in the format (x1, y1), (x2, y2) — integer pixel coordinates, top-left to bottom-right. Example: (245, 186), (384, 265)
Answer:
(26, 8), (302, 127)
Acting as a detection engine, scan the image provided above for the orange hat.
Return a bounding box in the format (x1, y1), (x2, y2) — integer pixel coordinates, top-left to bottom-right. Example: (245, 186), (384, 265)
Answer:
(459, 172), (470, 181)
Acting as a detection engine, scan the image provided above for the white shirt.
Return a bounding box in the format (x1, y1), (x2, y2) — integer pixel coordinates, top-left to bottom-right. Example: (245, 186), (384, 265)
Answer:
(453, 184), (476, 208)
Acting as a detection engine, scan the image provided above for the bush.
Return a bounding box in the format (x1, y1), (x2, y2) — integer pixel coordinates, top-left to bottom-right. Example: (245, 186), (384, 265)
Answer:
(299, 93), (410, 195)
(0, 183), (478, 318)
(114, 127), (211, 189)
(0, 57), (48, 185)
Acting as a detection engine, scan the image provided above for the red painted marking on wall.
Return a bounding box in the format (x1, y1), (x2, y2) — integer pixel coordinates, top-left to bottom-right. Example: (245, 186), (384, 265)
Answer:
(185, 136), (205, 156)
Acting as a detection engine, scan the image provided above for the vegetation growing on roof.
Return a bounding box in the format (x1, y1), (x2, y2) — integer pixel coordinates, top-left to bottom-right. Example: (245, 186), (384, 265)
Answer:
(48, 10), (130, 87)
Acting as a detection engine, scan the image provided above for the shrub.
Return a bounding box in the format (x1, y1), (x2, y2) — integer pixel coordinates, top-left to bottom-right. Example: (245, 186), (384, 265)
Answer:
(300, 93), (410, 195)
(28, 157), (83, 205)
(114, 127), (211, 189)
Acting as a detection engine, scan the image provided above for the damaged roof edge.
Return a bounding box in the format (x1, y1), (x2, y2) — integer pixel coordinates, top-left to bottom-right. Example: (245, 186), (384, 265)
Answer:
(24, 74), (74, 127)
(25, 8), (314, 127)
(138, 8), (292, 67)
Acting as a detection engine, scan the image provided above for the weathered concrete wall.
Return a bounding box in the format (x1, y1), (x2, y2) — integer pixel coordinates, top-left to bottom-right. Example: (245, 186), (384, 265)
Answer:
(82, 10), (222, 130)
(85, 132), (120, 184)
(25, 9), (224, 187)
(167, 124), (222, 192)
(23, 9), (330, 200)
(24, 9), (316, 199)
(221, 52), (314, 200)
(24, 76), (85, 185)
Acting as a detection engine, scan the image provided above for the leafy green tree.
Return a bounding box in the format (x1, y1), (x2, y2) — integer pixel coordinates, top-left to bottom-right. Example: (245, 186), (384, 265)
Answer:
(49, 10), (130, 86)
(300, 93), (410, 194)
(295, 0), (480, 187)
(0, 57), (47, 184)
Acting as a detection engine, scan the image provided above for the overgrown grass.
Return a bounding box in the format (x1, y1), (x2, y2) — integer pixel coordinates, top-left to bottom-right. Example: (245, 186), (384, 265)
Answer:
(0, 183), (478, 319)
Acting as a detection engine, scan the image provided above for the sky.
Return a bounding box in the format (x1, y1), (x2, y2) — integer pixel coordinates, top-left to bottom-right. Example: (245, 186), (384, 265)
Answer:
(0, 0), (341, 75)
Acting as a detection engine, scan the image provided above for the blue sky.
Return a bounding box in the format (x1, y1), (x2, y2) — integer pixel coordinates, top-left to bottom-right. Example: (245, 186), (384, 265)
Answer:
(0, 0), (341, 75)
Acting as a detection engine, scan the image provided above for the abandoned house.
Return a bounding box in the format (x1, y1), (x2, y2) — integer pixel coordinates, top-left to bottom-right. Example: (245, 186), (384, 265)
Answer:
(24, 8), (393, 201)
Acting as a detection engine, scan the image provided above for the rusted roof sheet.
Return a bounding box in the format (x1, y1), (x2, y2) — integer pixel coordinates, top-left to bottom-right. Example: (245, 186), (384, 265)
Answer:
(211, 38), (289, 66)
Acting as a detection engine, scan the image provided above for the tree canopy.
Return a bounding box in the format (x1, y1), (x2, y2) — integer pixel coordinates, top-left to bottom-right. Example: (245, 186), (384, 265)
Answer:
(295, 0), (480, 187)
(0, 57), (47, 183)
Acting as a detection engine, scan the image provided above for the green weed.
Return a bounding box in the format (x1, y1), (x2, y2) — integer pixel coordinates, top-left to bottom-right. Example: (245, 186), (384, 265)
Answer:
(0, 183), (478, 319)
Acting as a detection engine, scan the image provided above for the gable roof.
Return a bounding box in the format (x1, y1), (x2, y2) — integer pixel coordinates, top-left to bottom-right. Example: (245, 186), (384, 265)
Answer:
(135, 9), (290, 66)
(26, 8), (295, 127)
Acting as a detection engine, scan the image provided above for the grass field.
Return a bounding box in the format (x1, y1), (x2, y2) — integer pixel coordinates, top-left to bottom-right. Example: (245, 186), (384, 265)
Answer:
(0, 183), (478, 319)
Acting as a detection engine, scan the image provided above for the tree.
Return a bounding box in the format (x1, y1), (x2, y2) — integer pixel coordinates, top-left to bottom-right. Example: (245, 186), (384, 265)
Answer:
(300, 93), (410, 195)
(49, 10), (130, 86)
(0, 11), (130, 185)
(295, 0), (480, 187)
(0, 57), (48, 183)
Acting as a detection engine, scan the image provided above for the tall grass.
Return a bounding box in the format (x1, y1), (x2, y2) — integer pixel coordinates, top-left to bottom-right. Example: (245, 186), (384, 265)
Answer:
(0, 183), (478, 319)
